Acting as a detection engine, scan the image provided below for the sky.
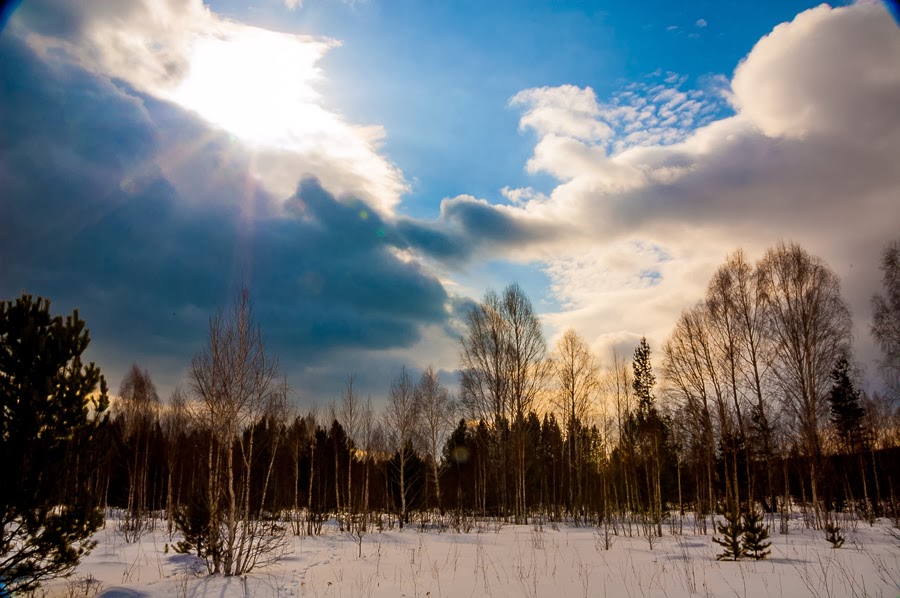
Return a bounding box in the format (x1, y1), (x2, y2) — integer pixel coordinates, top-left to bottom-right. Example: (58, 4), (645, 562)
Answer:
(1, 0), (899, 406)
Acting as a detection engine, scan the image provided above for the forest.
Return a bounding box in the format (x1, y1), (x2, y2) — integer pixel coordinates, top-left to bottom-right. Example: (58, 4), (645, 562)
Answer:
(2, 239), (900, 594)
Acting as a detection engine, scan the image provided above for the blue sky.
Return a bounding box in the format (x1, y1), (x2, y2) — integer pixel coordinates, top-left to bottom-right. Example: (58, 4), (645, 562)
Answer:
(1, 0), (898, 404)
(218, 0), (843, 215)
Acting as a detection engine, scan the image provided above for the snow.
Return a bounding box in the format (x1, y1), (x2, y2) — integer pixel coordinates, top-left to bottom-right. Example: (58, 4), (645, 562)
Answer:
(38, 515), (900, 597)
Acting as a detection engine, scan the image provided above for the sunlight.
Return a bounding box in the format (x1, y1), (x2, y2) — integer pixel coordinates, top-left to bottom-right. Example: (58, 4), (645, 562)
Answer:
(166, 26), (334, 150)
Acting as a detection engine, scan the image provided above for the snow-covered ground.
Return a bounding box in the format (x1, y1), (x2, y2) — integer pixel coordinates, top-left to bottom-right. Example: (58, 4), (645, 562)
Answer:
(39, 515), (900, 597)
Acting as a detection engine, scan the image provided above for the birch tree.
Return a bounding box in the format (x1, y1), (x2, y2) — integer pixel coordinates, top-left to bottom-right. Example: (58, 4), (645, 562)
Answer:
(384, 367), (420, 527)
(552, 328), (599, 523)
(186, 288), (288, 574)
(758, 242), (851, 527)
(416, 366), (455, 515)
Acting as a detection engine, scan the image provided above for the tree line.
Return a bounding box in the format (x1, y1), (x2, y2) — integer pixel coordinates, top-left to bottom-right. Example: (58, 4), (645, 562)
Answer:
(2, 239), (899, 591)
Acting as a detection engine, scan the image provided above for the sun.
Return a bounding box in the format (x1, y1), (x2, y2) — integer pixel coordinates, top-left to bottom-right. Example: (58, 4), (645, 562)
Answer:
(166, 26), (334, 150)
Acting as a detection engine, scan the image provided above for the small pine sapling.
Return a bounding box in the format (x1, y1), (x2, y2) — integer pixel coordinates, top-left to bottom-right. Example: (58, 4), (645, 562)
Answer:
(713, 509), (745, 561)
(824, 521), (845, 548)
(741, 509), (771, 560)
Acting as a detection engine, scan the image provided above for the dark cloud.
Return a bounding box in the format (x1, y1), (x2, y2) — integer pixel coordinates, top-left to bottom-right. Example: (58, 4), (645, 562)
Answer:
(0, 33), (454, 399)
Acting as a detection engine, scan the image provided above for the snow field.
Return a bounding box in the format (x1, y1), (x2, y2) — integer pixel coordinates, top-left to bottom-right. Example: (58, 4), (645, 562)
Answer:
(38, 516), (900, 598)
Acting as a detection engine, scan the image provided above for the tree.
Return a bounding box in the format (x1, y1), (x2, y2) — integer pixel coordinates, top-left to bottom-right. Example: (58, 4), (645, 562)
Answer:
(162, 387), (188, 538)
(872, 239), (900, 400)
(458, 283), (548, 521)
(725, 250), (777, 509)
(184, 288), (287, 575)
(339, 375), (363, 519)
(0, 294), (109, 594)
(741, 509), (771, 560)
(632, 337), (656, 416)
(758, 242), (851, 527)
(116, 364), (160, 541)
(630, 336), (665, 535)
(459, 290), (510, 516)
(383, 367), (420, 527)
(552, 329), (599, 523)
(828, 357), (867, 453)
(415, 366), (454, 515)
(502, 284), (550, 522)
(824, 520), (845, 548)
(662, 306), (721, 527)
(706, 255), (755, 508)
(713, 509), (745, 561)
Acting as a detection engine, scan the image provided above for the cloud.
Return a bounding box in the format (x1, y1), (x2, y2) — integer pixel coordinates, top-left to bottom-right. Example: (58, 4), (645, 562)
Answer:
(730, 2), (900, 140)
(510, 85), (613, 142)
(430, 2), (900, 377)
(13, 0), (212, 90)
(500, 186), (550, 206)
(0, 31), (454, 402)
(695, 19), (708, 28)
(4, 0), (898, 401)
(10, 0), (407, 214)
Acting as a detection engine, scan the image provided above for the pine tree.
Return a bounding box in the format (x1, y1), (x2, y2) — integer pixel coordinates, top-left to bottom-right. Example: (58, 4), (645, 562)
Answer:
(0, 294), (109, 594)
(741, 509), (771, 560)
(630, 336), (666, 537)
(824, 521), (845, 548)
(828, 357), (867, 452)
(632, 336), (656, 417)
(713, 509), (745, 561)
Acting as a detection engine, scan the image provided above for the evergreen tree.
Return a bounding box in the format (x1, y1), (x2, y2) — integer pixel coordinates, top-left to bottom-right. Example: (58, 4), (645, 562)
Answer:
(828, 357), (867, 452)
(741, 509), (771, 560)
(824, 521), (845, 548)
(0, 294), (109, 594)
(632, 336), (656, 417)
(713, 509), (745, 561)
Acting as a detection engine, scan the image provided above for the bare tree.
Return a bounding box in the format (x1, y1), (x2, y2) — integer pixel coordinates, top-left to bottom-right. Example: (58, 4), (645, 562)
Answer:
(662, 306), (719, 529)
(339, 375), (363, 519)
(552, 328), (599, 523)
(116, 364), (160, 541)
(503, 283), (550, 522)
(301, 406), (321, 536)
(872, 239), (900, 400)
(187, 288), (287, 575)
(416, 366), (455, 515)
(459, 290), (510, 516)
(459, 284), (548, 521)
(706, 259), (752, 507)
(360, 397), (377, 528)
(604, 350), (635, 524)
(162, 387), (188, 538)
(460, 290), (509, 427)
(758, 242), (852, 527)
(726, 250), (778, 511)
(383, 367), (420, 528)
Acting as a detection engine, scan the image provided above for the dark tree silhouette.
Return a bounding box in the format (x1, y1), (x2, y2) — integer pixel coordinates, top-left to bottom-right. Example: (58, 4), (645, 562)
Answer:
(828, 357), (867, 453)
(0, 294), (109, 594)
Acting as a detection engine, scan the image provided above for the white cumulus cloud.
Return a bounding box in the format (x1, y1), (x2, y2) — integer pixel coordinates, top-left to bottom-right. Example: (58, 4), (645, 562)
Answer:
(451, 1), (900, 374)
